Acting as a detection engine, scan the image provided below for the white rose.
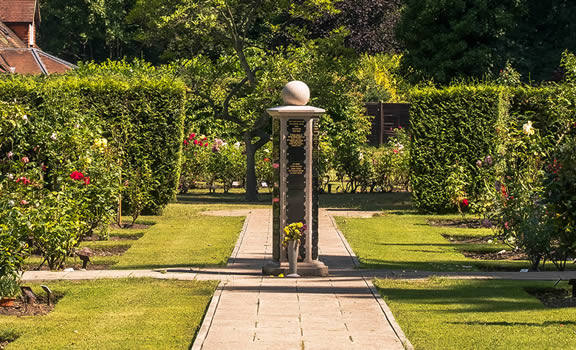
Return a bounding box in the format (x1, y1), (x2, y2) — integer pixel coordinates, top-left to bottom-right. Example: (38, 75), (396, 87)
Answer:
(522, 121), (534, 136)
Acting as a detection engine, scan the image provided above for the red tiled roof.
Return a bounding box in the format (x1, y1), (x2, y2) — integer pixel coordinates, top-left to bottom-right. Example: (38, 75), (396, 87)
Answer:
(0, 21), (26, 48)
(0, 48), (75, 75)
(0, 0), (38, 23)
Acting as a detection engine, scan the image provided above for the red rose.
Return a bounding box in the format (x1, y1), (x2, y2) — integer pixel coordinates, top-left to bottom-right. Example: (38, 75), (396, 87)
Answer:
(189, 133), (196, 140)
(70, 171), (84, 180)
(194, 140), (199, 145)
(462, 199), (469, 207)
(84, 176), (91, 185)
(183, 139), (189, 145)
(204, 143), (209, 147)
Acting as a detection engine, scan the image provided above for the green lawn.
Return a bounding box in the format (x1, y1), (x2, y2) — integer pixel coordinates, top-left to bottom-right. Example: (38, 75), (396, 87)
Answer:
(320, 191), (413, 211)
(113, 203), (245, 269)
(376, 278), (576, 350)
(1, 278), (217, 349)
(24, 202), (246, 271)
(336, 212), (540, 271)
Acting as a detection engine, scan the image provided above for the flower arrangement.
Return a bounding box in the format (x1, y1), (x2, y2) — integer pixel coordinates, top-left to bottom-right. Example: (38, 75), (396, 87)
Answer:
(283, 222), (305, 247)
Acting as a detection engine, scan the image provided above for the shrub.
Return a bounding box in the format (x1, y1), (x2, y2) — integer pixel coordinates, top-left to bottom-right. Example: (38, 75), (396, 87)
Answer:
(410, 85), (507, 212)
(0, 71), (187, 214)
(0, 97), (121, 269)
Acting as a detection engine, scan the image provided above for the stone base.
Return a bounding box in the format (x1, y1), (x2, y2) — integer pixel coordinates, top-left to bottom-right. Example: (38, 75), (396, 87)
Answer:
(262, 260), (329, 277)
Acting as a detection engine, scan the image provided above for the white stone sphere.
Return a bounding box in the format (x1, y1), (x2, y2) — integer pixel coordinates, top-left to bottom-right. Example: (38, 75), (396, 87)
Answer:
(282, 81), (310, 106)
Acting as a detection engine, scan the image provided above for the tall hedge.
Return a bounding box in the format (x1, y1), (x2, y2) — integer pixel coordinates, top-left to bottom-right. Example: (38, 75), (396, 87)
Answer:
(410, 85), (508, 212)
(0, 74), (187, 213)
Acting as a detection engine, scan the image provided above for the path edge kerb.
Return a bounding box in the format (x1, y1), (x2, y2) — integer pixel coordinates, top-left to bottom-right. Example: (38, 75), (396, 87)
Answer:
(328, 212), (415, 350)
(190, 281), (225, 350)
(191, 211), (252, 350)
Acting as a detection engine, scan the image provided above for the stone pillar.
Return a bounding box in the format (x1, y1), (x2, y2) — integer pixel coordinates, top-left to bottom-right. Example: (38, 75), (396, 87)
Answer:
(262, 81), (329, 277)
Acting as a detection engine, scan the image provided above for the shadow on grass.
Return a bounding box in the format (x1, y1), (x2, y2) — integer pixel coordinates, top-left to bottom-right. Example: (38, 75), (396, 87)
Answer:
(176, 192), (272, 205)
(320, 192), (413, 211)
(449, 320), (576, 326)
(177, 191), (414, 211)
(359, 258), (530, 272)
(377, 280), (548, 313)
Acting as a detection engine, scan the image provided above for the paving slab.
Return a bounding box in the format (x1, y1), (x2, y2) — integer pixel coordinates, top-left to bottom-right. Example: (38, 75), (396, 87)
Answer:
(191, 209), (409, 350)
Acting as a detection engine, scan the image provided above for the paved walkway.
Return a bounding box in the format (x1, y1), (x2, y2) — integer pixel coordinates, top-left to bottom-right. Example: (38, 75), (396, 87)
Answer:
(192, 209), (408, 350)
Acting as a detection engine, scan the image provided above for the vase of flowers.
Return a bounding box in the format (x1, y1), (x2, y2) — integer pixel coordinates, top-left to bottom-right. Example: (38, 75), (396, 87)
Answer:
(283, 222), (305, 277)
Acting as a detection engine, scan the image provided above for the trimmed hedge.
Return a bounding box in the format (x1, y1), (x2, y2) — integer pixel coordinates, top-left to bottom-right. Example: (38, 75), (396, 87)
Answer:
(409, 83), (576, 213)
(0, 74), (187, 213)
(410, 85), (508, 212)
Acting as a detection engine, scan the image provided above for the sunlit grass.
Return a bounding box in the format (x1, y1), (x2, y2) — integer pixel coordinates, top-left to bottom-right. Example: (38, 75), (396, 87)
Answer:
(376, 278), (576, 350)
(1, 278), (217, 349)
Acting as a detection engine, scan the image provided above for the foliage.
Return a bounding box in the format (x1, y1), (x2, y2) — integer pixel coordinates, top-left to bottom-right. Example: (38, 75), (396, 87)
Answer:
(305, 0), (403, 54)
(354, 54), (408, 102)
(0, 275), (20, 298)
(180, 134), (245, 193)
(255, 142), (273, 191)
(478, 120), (552, 270)
(397, 0), (519, 84)
(39, 0), (139, 62)
(410, 85), (506, 212)
(397, 1), (576, 84)
(0, 68), (187, 215)
(371, 132), (410, 192)
(0, 96), (122, 270)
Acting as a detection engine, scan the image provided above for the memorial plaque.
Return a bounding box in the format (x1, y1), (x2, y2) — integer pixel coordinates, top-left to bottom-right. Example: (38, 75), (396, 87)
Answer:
(286, 119), (307, 257)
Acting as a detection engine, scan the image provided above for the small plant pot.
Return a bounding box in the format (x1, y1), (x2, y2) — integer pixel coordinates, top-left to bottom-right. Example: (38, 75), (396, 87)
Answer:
(287, 240), (300, 277)
(0, 297), (16, 307)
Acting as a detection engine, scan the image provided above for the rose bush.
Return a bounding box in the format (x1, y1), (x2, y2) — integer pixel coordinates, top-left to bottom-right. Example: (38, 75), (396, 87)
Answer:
(0, 100), (121, 270)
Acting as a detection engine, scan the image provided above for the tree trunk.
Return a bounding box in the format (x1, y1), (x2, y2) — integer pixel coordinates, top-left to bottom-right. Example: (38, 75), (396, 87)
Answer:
(244, 132), (259, 202)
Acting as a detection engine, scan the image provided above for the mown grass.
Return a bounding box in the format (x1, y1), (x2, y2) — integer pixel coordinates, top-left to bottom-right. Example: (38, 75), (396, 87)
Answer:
(375, 278), (576, 350)
(113, 203), (245, 269)
(24, 200), (246, 271)
(336, 212), (538, 271)
(1, 278), (218, 349)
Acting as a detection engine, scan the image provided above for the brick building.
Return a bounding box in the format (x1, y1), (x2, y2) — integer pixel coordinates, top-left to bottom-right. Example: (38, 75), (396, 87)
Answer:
(0, 0), (75, 74)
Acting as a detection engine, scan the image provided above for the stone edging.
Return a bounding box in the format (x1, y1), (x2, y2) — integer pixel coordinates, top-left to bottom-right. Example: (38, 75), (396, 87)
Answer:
(327, 211), (414, 350)
(328, 214), (361, 267)
(227, 211), (251, 265)
(190, 281), (226, 350)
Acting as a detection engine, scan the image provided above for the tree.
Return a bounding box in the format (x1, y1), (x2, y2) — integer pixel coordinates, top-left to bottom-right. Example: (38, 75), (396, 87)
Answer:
(132, 0), (341, 201)
(504, 0), (576, 81)
(306, 0), (403, 54)
(397, 0), (519, 84)
(38, 0), (138, 62)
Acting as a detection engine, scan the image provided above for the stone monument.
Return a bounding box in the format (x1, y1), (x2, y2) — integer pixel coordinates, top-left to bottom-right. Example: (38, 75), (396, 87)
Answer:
(262, 81), (329, 277)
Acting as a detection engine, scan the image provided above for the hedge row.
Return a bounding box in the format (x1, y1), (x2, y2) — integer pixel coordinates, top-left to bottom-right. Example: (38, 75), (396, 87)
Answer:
(410, 84), (576, 213)
(0, 74), (187, 213)
(410, 85), (508, 212)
